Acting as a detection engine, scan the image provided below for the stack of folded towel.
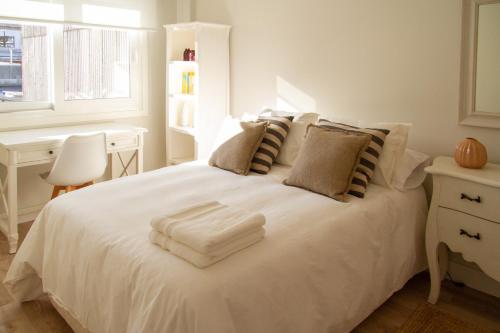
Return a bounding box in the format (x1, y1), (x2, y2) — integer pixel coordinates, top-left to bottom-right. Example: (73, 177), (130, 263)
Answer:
(149, 201), (266, 268)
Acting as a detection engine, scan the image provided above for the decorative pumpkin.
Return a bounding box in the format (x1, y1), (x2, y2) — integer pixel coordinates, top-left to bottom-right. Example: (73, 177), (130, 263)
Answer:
(454, 138), (488, 169)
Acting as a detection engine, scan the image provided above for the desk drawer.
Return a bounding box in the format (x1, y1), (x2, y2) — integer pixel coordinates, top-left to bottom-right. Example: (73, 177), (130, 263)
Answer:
(437, 208), (500, 280)
(107, 134), (138, 150)
(18, 148), (60, 164)
(439, 176), (500, 223)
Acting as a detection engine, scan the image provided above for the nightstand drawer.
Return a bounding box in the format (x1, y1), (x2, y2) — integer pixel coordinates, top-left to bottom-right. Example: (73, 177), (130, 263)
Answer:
(437, 208), (500, 280)
(439, 176), (500, 223)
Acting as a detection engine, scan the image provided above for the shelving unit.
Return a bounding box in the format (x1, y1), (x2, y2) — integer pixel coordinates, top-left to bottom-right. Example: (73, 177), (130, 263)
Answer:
(164, 22), (231, 165)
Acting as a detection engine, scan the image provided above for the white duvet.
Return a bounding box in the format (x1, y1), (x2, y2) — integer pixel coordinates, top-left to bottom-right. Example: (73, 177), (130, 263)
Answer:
(4, 163), (428, 333)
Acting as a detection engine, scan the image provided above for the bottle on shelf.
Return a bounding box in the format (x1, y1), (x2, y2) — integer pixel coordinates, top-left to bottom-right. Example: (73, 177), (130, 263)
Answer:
(188, 71), (195, 94)
(182, 72), (188, 94)
(183, 48), (190, 61)
(180, 101), (192, 127)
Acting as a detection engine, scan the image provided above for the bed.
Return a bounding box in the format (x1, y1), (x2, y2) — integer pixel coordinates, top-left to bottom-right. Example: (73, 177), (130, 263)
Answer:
(4, 162), (428, 333)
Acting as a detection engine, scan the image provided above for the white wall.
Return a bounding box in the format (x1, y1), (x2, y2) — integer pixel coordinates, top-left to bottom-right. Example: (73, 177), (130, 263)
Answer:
(194, 0), (500, 163)
(0, 0), (176, 217)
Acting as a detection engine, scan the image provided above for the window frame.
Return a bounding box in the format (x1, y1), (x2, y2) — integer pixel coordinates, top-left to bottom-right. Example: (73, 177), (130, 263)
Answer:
(0, 22), (53, 113)
(0, 23), (148, 130)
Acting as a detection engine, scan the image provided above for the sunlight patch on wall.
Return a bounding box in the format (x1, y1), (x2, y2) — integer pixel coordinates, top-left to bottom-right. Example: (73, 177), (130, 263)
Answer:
(276, 76), (316, 114)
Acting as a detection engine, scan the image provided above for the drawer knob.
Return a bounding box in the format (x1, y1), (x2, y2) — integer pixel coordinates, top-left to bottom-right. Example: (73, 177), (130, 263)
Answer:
(459, 228), (481, 240)
(111, 142), (116, 146)
(460, 193), (481, 203)
(49, 150), (54, 155)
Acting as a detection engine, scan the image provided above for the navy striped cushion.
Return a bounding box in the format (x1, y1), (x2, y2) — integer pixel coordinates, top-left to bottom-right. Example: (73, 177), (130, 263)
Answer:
(251, 116), (294, 174)
(317, 119), (390, 198)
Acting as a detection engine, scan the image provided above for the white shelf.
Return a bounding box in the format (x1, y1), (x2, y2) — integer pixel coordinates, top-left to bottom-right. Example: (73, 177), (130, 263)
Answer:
(165, 22), (230, 165)
(169, 60), (198, 67)
(170, 125), (195, 136)
(169, 93), (197, 100)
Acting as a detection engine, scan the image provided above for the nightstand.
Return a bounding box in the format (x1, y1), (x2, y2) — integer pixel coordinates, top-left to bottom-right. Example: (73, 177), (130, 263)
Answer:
(425, 156), (500, 304)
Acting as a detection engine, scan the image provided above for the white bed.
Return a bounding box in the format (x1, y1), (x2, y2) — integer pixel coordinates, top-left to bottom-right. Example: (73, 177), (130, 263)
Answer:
(4, 162), (428, 333)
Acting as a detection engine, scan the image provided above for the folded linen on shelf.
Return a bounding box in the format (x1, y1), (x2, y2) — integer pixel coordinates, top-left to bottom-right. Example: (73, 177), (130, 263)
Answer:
(150, 201), (266, 254)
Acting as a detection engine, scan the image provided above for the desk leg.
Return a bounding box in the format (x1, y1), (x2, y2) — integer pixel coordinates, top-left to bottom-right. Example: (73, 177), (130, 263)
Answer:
(7, 162), (18, 254)
(136, 134), (144, 174)
(108, 152), (116, 179)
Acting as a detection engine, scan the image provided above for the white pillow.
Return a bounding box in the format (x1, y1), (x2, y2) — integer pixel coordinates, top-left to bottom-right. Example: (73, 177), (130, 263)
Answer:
(275, 121), (309, 166)
(210, 116), (243, 154)
(260, 109), (319, 124)
(259, 109), (319, 166)
(319, 116), (360, 127)
(241, 112), (259, 121)
(369, 122), (412, 188)
(392, 149), (432, 191)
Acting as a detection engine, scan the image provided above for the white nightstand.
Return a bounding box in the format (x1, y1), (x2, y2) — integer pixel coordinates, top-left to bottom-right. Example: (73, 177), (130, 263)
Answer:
(425, 156), (500, 304)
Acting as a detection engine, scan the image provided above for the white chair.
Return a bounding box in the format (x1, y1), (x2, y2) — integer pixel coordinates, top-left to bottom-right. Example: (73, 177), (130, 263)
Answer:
(42, 133), (107, 199)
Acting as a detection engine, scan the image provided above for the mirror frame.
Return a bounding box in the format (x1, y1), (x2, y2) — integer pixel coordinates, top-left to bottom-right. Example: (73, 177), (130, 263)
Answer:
(459, 0), (500, 128)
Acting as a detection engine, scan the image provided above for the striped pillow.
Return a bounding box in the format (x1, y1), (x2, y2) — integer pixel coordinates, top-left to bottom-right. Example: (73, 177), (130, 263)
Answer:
(317, 119), (390, 198)
(250, 116), (294, 174)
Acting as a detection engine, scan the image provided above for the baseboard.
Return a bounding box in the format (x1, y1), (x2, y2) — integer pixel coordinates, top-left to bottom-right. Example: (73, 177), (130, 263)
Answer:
(448, 254), (500, 298)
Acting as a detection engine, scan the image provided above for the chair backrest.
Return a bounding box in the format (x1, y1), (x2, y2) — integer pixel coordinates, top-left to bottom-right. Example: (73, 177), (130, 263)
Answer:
(46, 133), (107, 186)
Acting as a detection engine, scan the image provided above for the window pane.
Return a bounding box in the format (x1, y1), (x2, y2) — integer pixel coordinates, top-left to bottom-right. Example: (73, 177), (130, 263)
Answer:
(0, 22), (49, 102)
(64, 26), (130, 100)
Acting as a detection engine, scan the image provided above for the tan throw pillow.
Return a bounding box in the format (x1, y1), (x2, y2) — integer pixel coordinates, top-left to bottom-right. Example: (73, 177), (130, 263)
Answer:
(317, 119), (390, 198)
(250, 116), (294, 174)
(283, 125), (371, 202)
(209, 121), (267, 175)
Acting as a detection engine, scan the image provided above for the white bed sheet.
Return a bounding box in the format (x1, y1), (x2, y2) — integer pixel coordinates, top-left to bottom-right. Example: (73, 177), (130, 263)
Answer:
(4, 162), (428, 333)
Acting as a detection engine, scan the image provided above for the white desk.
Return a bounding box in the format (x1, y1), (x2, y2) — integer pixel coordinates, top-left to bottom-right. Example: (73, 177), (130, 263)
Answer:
(0, 123), (147, 254)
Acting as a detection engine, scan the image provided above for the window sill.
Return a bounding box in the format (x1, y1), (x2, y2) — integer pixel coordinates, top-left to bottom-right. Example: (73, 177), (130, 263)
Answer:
(0, 107), (147, 131)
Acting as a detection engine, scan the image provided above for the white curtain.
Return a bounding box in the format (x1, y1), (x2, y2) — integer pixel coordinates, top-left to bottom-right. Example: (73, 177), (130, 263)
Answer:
(21, 25), (49, 101)
(63, 26), (130, 100)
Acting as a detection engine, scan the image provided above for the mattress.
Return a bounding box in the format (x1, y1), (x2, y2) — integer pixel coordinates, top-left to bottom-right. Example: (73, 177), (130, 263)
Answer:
(4, 162), (428, 333)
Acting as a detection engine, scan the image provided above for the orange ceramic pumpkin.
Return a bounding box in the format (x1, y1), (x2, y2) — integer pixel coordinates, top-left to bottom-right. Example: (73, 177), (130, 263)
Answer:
(454, 138), (487, 169)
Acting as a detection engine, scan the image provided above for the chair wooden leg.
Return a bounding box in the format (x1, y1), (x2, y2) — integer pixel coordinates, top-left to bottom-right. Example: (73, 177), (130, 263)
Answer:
(75, 181), (94, 190)
(65, 185), (76, 193)
(52, 181), (94, 199)
(81, 181), (94, 189)
(51, 186), (63, 199)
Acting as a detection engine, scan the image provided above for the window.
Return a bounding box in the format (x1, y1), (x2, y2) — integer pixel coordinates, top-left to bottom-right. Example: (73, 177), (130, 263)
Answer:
(0, 15), (146, 127)
(0, 22), (50, 104)
(63, 26), (131, 100)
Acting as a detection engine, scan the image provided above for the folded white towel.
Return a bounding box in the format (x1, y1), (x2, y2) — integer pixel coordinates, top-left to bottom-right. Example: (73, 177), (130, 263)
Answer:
(149, 228), (265, 268)
(150, 201), (266, 254)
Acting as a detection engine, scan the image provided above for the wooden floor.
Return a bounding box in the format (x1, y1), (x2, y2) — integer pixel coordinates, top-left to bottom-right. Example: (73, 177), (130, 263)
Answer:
(1, 222), (499, 333)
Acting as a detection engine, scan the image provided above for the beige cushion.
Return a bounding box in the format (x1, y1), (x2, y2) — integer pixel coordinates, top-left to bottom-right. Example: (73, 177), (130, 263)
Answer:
(283, 125), (371, 202)
(316, 119), (390, 198)
(209, 121), (267, 175)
